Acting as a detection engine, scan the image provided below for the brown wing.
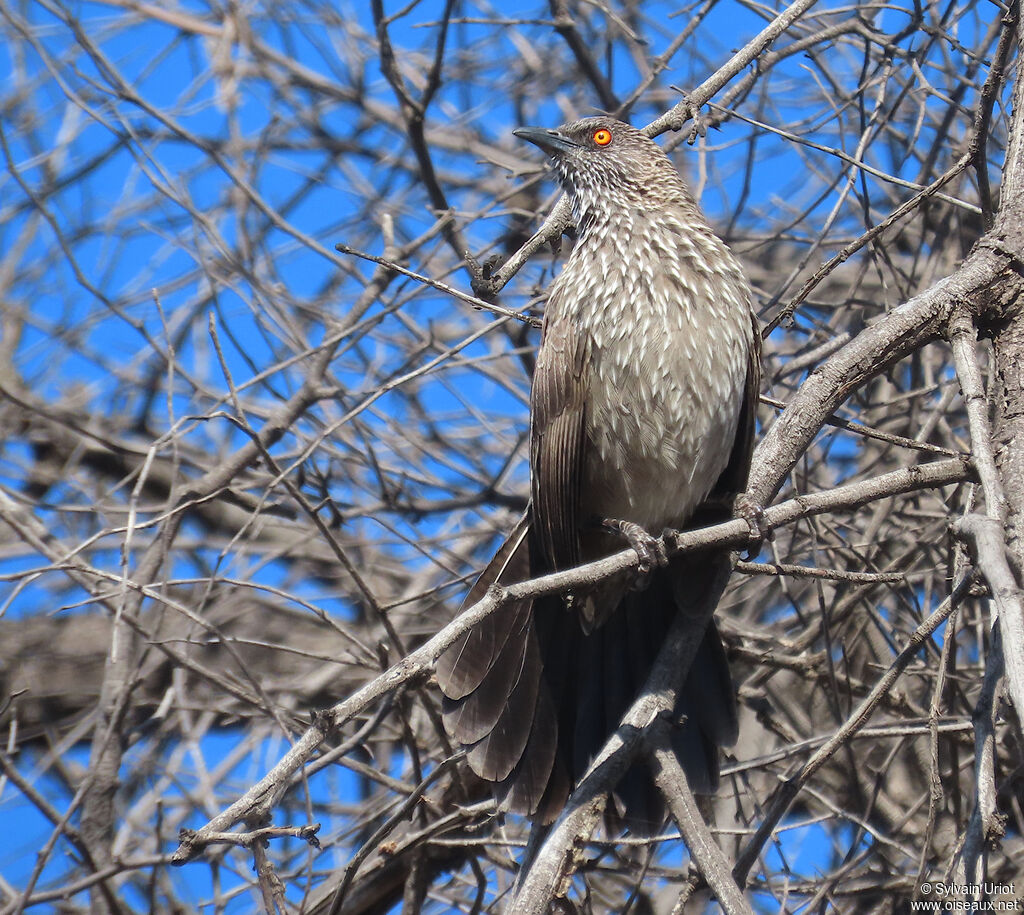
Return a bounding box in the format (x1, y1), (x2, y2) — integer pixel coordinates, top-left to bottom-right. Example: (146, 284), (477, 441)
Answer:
(530, 308), (590, 572)
(437, 301), (591, 810)
(710, 310), (761, 502)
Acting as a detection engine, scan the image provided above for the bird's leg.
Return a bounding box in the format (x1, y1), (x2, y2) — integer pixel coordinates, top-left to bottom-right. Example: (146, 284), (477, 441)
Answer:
(734, 492), (771, 560)
(599, 518), (669, 582)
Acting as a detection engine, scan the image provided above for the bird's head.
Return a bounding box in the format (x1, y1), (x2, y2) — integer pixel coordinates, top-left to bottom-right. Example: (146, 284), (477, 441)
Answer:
(514, 116), (684, 215)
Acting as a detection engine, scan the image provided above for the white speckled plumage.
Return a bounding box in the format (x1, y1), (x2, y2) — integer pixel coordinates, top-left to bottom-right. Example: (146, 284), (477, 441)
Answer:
(542, 117), (753, 534)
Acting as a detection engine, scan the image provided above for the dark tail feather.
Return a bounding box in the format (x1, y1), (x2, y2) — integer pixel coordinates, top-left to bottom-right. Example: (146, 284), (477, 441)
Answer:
(495, 676), (561, 817)
(437, 520), (737, 832)
(438, 518), (539, 779)
(593, 558), (737, 832)
(463, 612), (541, 780)
(436, 517), (530, 701)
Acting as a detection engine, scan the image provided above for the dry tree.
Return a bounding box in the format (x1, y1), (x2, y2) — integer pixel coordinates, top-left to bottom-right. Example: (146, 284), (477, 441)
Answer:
(0, 0), (1022, 912)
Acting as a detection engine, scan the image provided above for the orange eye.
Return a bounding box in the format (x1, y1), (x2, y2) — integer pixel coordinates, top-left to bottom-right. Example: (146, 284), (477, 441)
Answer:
(592, 128), (612, 147)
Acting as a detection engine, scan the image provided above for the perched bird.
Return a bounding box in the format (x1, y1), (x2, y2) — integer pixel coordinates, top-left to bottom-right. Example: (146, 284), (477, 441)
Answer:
(437, 116), (759, 829)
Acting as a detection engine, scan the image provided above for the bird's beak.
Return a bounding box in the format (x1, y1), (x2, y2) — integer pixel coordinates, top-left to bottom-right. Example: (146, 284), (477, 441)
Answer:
(513, 126), (578, 156)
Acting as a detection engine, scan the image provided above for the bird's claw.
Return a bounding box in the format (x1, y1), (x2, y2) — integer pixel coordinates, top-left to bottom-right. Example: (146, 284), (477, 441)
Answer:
(602, 518), (668, 581)
(469, 254), (503, 297)
(682, 102), (713, 145)
(735, 493), (770, 560)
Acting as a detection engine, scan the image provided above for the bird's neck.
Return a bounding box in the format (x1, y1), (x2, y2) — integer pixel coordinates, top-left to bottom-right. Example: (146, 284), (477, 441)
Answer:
(571, 186), (700, 241)
(556, 196), (746, 335)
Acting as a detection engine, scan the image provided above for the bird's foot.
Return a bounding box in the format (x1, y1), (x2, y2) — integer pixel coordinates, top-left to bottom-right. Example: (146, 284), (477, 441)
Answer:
(469, 253), (504, 298)
(601, 518), (668, 584)
(685, 109), (710, 145)
(735, 493), (771, 560)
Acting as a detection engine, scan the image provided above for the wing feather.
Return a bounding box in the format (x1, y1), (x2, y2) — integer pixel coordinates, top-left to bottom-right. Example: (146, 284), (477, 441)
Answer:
(715, 311), (761, 499)
(530, 308), (589, 572)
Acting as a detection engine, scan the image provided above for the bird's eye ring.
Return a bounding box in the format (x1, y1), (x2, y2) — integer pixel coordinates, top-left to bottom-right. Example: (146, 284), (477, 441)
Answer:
(592, 128), (612, 147)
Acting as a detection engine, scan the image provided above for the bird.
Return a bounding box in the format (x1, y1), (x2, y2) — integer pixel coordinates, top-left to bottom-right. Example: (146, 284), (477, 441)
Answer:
(436, 116), (759, 830)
